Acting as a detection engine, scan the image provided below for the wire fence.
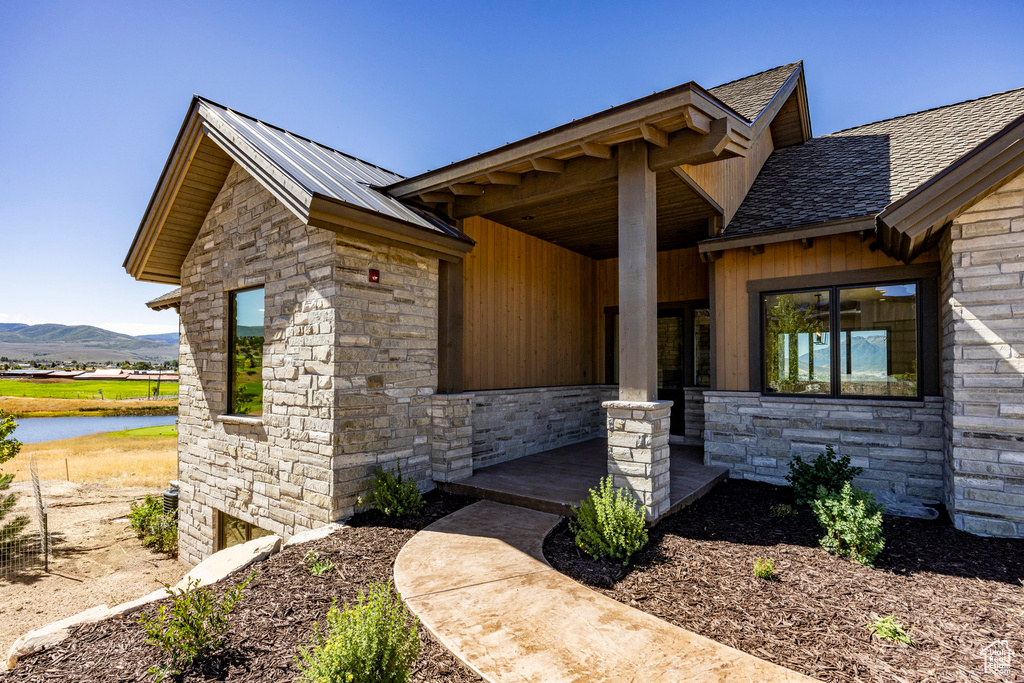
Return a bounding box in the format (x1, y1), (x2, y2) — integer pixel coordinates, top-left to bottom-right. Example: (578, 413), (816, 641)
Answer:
(0, 456), (50, 580)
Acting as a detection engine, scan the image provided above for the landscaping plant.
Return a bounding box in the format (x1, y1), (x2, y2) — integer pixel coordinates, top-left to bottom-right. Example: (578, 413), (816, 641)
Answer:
(753, 557), (776, 580)
(0, 410), (29, 565)
(769, 503), (797, 519)
(360, 463), (424, 517)
(571, 476), (648, 566)
(786, 445), (862, 505)
(811, 483), (885, 566)
(296, 581), (420, 683)
(128, 494), (178, 556)
(139, 571), (256, 681)
(305, 549), (335, 577)
(867, 614), (913, 645)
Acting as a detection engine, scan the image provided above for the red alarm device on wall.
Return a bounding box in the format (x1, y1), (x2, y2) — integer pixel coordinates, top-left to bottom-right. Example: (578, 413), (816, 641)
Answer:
(369, 269), (380, 283)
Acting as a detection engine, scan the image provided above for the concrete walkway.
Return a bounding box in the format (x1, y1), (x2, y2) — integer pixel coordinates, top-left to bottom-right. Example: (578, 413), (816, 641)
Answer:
(394, 500), (815, 683)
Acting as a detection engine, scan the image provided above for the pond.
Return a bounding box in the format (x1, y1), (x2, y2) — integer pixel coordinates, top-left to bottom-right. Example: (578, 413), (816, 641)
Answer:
(12, 415), (178, 444)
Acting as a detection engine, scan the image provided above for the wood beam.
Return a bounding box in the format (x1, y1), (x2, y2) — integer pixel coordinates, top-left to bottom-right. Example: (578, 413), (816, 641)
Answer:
(639, 122), (668, 148)
(486, 172), (521, 185)
(617, 140), (658, 402)
(682, 107), (712, 134)
(530, 157), (565, 173)
(449, 183), (485, 196)
(419, 191), (453, 203)
(452, 154), (617, 219)
(648, 118), (743, 171)
(579, 141), (612, 159)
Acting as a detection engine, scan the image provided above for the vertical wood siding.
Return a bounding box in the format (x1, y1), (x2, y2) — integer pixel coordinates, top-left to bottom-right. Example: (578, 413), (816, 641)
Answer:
(712, 233), (940, 391)
(680, 127), (775, 226)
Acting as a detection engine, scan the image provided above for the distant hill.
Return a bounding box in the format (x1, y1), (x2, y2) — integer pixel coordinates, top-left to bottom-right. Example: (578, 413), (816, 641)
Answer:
(0, 323), (178, 363)
(138, 332), (180, 345)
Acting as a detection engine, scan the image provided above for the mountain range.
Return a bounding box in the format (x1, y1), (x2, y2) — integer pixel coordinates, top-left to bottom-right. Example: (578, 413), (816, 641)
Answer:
(0, 323), (179, 363)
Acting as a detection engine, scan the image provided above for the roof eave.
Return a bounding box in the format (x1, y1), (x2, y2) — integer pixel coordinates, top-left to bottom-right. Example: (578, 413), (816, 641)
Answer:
(697, 214), (878, 254)
(878, 111), (1024, 262)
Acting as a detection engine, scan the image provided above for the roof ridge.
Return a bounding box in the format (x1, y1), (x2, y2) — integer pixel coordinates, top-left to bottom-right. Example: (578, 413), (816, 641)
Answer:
(826, 84), (1024, 136)
(194, 95), (406, 180)
(708, 61), (802, 92)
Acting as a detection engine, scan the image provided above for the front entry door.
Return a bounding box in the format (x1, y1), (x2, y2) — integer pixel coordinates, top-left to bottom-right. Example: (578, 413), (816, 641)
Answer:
(607, 303), (711, 437)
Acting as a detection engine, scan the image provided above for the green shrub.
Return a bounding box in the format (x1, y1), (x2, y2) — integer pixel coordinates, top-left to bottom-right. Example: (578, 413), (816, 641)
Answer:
(786, 445), (862, 505)
(360, 464), (424, 517)
(753, 557), (776, 580)
(297, 581), (420, 683)
(811, 483), (885, 566)
(571, 477), (648, 566)
(305, 550), (334, 577)
(139, 571), (255, 681)
(769, 503), (796, 519)
(128, 494), (178, 556)
(868, 614), (912, 645)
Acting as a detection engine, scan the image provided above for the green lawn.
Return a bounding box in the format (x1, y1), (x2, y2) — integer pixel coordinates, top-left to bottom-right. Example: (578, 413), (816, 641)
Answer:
(0, 378), (179, 400)
(112, 424), (178, 437)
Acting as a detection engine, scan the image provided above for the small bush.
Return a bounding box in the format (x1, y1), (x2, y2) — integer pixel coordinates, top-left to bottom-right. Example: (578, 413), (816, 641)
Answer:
(811, 483), (885, 566)
(128, 494), (178, 556)
(139, 571), (255, 681)
(571, 477), (648, 566)
(769, 503), (796, 519)
(753, 557), (776, 580)
(786, 445), (862, 506)
(297, 581), (420, 683)
(305, 550), (334, 577)
(360, 464), (424, 517)
(868, 614), (912, 645)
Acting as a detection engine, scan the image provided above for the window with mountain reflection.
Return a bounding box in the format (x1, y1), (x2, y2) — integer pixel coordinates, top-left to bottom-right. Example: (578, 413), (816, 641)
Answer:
(228, 287), (265, 416)
(762, 282), (919, 399)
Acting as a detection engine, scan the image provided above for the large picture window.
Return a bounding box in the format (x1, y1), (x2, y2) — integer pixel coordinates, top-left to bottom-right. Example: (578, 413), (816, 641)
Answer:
(762, 282), (919, 398)
(228, 287), (265, 415)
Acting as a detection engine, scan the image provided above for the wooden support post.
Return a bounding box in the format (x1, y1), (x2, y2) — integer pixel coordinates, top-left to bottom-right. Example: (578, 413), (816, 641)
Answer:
(437, 259), (464, 394)
(617, 140), (658, 402)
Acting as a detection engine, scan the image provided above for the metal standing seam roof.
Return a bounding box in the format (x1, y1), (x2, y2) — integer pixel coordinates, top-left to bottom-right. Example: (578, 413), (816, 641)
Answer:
(722, 86), (1024, 239)
(196, 97), (462, 239)
(707, 62), (803, 122)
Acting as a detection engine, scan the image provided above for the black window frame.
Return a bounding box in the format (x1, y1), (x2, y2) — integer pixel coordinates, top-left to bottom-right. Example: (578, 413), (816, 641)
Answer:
(747, 264), (940, 400)
(227, 285), (266, 416)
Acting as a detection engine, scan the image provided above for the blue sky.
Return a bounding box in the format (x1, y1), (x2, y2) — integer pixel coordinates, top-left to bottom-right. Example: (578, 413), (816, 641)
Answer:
(1, 1), (1022, 335)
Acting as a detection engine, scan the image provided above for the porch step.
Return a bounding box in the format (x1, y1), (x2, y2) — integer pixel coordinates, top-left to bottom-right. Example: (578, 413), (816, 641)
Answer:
(437, 439), (728, 522)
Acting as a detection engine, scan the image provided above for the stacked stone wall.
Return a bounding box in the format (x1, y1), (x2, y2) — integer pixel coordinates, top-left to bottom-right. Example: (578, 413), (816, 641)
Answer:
(469, 385), (617, 468)
(704, 392), (945, 500)
(942, 171), (1024, 536)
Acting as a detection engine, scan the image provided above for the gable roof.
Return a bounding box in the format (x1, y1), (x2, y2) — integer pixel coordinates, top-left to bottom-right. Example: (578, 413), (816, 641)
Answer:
(711, 86), (1024, 255)
(124, 97), (471, 284)
(708, 62), (803, 122)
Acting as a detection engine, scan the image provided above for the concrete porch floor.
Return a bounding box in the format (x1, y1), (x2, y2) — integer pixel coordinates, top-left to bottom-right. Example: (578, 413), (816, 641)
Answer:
(440, 438), (728, 519)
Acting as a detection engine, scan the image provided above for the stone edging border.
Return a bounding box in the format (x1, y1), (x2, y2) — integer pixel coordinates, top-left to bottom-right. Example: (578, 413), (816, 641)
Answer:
(3, 522), (345, 671)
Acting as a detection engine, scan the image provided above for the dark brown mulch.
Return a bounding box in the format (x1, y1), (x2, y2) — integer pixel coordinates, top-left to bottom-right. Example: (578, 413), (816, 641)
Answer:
(545, 479), (1024, 683)
(2, 491), (483, 683)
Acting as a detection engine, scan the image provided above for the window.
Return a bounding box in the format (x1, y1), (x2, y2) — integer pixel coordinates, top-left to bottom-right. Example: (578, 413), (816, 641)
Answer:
(228, 287), (265, 415)
(217, 510), (271, 550)
(762, 282), (919, 398)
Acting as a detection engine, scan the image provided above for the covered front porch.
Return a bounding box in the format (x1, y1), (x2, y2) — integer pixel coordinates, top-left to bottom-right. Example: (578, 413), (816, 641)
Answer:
(441, 439), (728, 519)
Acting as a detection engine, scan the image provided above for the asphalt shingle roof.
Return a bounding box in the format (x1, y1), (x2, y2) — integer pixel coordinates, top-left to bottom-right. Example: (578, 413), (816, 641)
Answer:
(723, 86), (1024, 238)
(708, 62), (802, 122)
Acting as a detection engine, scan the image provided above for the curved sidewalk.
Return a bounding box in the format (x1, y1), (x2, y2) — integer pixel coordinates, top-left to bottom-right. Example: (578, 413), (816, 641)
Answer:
(394, 500), (815, 683)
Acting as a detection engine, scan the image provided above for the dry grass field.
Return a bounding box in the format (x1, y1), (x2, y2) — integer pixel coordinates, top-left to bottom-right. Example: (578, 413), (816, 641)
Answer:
(0, 396), (177, 418)
(8, 427), (177, 487)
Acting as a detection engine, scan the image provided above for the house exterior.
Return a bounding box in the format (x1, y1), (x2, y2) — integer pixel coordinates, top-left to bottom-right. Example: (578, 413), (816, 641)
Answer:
(124, 62), (1024, 565)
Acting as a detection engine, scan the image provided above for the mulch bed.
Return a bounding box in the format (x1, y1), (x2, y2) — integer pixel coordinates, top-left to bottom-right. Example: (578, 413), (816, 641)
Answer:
(545, 479), (1024, 682)
(2, 491), (483, 682)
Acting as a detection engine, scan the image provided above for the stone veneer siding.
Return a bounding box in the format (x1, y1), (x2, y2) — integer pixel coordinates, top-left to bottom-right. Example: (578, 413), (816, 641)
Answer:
(941, 171), (1024, 537)
(176, 163), (439, 565)
(704, 392), (945, 500)
(468, 385), (617, 468)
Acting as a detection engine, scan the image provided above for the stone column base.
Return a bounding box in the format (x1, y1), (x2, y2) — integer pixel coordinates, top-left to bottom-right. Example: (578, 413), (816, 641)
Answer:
(603, 400), (673, 522)
(431, 394), (474, 483)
